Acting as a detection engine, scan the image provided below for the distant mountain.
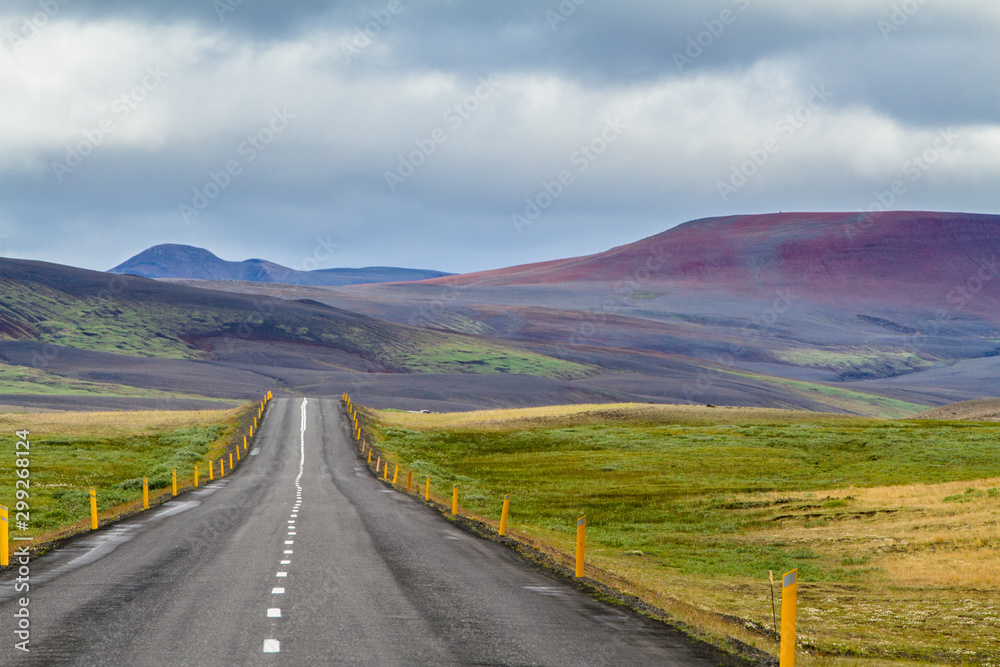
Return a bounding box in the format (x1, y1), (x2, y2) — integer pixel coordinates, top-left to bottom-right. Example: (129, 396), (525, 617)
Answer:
(108, 244), (452, 286)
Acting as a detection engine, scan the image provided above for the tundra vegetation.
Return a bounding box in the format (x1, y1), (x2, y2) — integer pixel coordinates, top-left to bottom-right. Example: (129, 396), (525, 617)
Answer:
(369, 403), (1000, 665)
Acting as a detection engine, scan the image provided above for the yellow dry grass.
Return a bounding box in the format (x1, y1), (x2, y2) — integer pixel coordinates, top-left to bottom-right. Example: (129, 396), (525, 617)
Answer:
(0, 407), (240, 439)
(377, 402), (863, 431)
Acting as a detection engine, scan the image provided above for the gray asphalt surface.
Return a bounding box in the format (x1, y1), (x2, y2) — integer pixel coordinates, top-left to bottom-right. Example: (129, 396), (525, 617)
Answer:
(0, 398), (729, 666)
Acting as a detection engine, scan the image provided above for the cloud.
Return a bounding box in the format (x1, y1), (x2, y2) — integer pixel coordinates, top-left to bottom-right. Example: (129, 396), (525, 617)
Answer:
(0, 0), (997, 273)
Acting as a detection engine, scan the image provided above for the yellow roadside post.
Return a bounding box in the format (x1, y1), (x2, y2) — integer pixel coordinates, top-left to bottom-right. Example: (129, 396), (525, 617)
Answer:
(383, 463), (389, 481)
(425, 476), (431, 502)
(254, 417), (257, 430)
(368, 450), (372, 464)
(1, 505), (8, 566)
(194, 465), (199, 488)
(143, 477), (149, 508)
(499, 494), (511, 536)
(780, 569), (798, 667)
(220, 457), (225, 476)
(237, 446), (241, 462)
(209, 460), (214, 481)
(172, 469), (178, 496)
(90, 487), (98, 530)
(575, 516), (586, 578)
(229, 453), (233, 471)
(392, 465), (399, 484)
(250, 425), (254, 438)
(406, 470), (413, 493)
(452, 484), (459, 515)
(244, 436), (247, 451)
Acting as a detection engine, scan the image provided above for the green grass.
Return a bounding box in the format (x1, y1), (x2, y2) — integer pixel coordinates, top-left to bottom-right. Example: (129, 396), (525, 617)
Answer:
(0, 413), (236, 539)
(368, 403), (1000, 663)
(772, 347), (933, 380)
(395, 338), (593, 379)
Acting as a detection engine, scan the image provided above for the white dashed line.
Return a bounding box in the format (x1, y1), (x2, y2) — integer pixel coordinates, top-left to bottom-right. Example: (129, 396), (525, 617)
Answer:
(285, 540), (294, 545)
(272, 587), (285, 594)
(267, 608), (282, 618)
(276, 571), (287, 577)
(281, 559), (290, 564)
(263, 639), (280, 653)
(284, 550), (293, 554)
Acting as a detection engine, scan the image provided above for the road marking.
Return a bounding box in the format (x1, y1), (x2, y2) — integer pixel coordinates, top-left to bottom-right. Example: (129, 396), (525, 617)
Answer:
(284, 550), (293, 554)
(272, 587), (285, 594)
(285, 540), (294, 545)
(280, 559), (290, 564)
(267, 608), (281, 618)
(250, 448), (260, 455)
(263, 639), (280, 653)
(523, 585), (567, 597)
(276, 571), (287, 577)
(288, 531), (296, 536)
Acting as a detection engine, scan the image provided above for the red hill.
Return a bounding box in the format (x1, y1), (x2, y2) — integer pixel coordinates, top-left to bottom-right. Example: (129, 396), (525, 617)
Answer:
(431, 211), (1000, 315)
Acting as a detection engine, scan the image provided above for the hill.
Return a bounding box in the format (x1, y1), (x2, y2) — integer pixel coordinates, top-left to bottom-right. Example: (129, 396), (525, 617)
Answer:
(109, 243), (452, 286)
(428, 211), (1000, 315)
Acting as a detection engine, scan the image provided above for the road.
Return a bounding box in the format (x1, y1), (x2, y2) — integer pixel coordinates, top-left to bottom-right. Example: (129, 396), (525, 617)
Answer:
(0, 397), (731, 665)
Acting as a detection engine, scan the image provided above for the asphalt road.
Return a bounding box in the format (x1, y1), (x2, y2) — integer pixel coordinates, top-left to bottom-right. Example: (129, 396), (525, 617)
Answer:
(0, 398), (729, 666)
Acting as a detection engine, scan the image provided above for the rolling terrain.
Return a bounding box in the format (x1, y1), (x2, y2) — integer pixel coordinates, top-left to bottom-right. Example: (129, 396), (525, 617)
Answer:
(3, 211), (999, 414)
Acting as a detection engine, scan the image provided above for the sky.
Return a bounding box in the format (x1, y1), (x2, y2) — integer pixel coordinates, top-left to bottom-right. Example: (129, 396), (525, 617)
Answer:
(1, 0), (998, 274)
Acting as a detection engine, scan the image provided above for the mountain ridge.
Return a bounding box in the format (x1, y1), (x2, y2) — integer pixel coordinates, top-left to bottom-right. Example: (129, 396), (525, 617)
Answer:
(109, 243), (453, 286)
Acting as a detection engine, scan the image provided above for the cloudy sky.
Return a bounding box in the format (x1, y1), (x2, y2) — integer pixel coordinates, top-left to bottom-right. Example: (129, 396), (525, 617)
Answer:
(1, 0), (998, 274)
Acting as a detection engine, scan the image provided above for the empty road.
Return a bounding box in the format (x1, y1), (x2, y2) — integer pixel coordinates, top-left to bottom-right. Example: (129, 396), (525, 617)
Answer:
(0, 397), (730, 665)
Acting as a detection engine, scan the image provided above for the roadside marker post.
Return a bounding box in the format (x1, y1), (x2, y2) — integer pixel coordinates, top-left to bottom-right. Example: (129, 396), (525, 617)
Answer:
(229, 453), (233, 471)
(237, 446), (241, 462)
(452, 485), (459, 515)
(425, 476), (431, 502)
(406, 470), (413, 493)
(1, 505), (8, 566)
(250, 425), (254, 438)
(376, 456), (381, 473)
(383, 463), (389, 481)
(244, 436), (247, 451)
(575, 516), (586, 578)
(392, 465), (399, 484)
(209, 461), (214, 481)
(780, 569), (798, 667)
(220, 458), (225, 476)
(172, 469), (177, 496)
(194, 465), (199, 488)
(143, 477), (149, 508)
(368, 450), (372, 464)
(90, 487), (98, 530)
(499, 494), (511, 536)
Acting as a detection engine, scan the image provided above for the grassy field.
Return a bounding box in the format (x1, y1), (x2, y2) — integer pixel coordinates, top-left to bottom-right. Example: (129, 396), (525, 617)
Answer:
(0, 408), (242, 545)
(366, 403), (1000, 665)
